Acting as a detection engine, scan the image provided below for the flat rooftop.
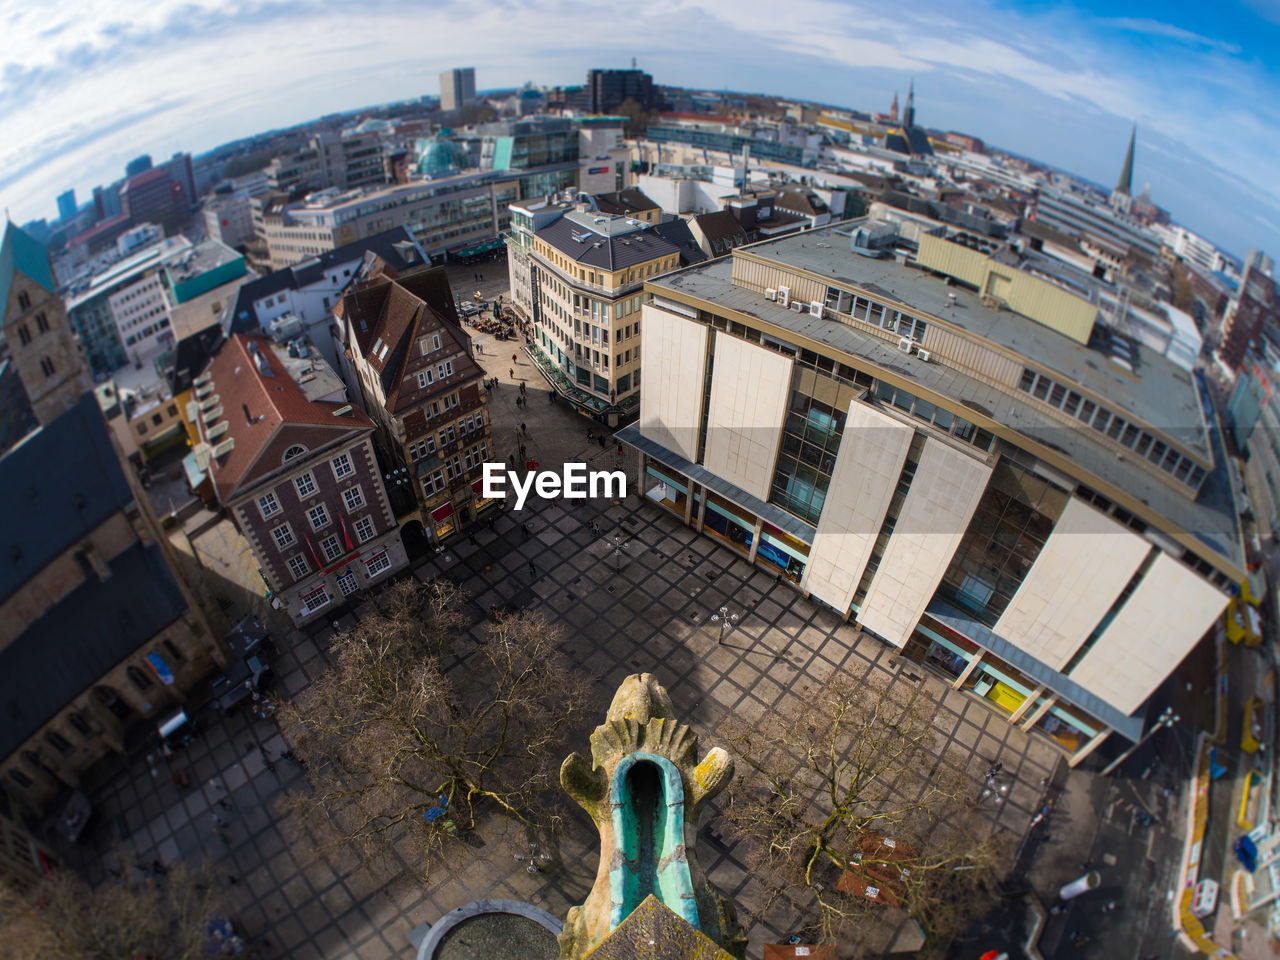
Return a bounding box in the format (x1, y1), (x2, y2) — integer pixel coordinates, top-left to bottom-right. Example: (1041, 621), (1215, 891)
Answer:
(651, 254), (1241, 571)
(752, 225), (1210, 458)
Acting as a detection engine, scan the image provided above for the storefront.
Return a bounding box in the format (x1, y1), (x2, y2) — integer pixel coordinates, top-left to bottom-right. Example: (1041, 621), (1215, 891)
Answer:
(755, 524), (809, 583)
(430, 502), (457, 542)
(645, 464), (694, 519)
(702, 493), (754, 555)
(471, 479), (500, 516)
(908, 617), (1111, 764)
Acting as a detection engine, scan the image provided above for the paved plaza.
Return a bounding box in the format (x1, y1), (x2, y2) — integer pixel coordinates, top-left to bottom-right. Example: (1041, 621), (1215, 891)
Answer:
(71, 311), (1064, 959)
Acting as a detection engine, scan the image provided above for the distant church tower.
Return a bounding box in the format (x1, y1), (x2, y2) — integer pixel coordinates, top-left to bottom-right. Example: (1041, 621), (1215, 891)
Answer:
(1, 222), (91, 425)
(889, 91), (899, 123)
(1110, 125), (1136, 215)
(903, 79), (916, 129)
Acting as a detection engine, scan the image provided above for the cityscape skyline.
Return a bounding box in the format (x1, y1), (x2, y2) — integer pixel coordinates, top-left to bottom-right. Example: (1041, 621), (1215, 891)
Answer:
(0, 0), (1277, 259)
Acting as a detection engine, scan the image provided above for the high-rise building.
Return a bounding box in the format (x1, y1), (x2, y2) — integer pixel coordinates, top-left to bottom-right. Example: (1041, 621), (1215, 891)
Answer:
(621, 224), (1240, 766)
(124, 154), (152, 178)
(439, 67), (477, 112)
(0, 222), (91, 425)
(119, 168), (187, 235)
(587, 68), (656, 114)
(1220, 261), (1278, 370)
(56, 189), (77, 223)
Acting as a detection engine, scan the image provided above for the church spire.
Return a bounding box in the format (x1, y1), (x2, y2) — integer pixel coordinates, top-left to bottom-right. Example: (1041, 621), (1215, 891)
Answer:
(1116, 124), (1135, 196)
(889, 91), (899, 123)
(903, 79), (916, 129)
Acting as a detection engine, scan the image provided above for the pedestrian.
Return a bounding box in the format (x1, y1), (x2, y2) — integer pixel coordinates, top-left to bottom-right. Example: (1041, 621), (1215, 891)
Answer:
(217, 831), (230, 847)
(617, 441), (623, 456)
(521, 422), (527, 436)
(521, 522), (530, 540)
(548, 390), (554, 403)
(509, 367), (514, 379)
(587, 429), (594, 442)
(151, 859), (167, 877)
(210, 812), (226, 827)
(528, 560), (536, 578)
(519, 444), (527, 459)
(508, 453), (516, 468)
(520, 382), (526, 394)
(512, 353), (517, 363)
(599, 434), (606, 449)
(487, 517), (496, 532)
(226, 874), (238, 885)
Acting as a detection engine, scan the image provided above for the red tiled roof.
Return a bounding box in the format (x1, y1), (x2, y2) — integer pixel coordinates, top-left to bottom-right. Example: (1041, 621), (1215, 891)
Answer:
(204, 333), (372, 501)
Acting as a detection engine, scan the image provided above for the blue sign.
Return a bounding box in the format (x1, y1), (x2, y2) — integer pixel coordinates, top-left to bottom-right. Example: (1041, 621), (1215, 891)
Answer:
(422, 795), (449, 823)
(144, 652), (176, 685)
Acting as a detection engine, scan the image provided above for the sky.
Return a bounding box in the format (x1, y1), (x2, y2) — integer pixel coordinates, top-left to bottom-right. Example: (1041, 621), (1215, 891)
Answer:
(1, 0), (1278, 260)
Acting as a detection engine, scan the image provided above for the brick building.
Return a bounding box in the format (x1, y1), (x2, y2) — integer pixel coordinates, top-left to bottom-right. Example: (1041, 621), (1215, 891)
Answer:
(198, 333), (408, 625)
(338, 268), (492, 545)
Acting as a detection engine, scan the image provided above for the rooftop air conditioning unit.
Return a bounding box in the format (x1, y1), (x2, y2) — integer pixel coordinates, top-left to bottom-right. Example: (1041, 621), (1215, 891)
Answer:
(917, 349), (932, 363)
(793, 300), (805, 312)
(898, 337), (913, 352)
(809, 300), (824, 317)
(777, 286), (791, 308)
(765, 288), (778, 301)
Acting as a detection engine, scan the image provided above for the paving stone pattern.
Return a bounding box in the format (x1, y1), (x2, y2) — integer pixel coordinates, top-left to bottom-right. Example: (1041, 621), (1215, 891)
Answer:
(78, 317), (1061, 959)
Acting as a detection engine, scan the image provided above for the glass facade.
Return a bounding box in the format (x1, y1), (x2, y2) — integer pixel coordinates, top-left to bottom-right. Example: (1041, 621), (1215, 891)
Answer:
(771, 391), (846, 524)
(934, 461), (1068, 627)
(703, 492), (754, 554)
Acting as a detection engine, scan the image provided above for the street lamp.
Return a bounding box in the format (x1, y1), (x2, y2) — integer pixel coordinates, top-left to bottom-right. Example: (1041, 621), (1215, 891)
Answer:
(1099, 706), (1180, 778)
(514, 841), (552, 875)
(710, 606), (739, 644)
(610, 533), (628, 573)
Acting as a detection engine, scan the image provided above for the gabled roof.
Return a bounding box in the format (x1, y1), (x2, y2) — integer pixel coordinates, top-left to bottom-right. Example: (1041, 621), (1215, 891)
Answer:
(341, 268), (484, 414)
(228, 226), (425, 334)
(1, 221), (55, 311)
(0, 542), (188, 761)
(0, 393), (134, 605)
(775, 188), (829, 218)
(649, 219), (708, 266)
(203, 334), (373, 500)
(691, 211), (747, 247)
(592, 188), (661, 217)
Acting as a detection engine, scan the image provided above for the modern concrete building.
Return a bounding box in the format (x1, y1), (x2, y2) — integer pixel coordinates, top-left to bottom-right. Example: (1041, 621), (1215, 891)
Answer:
(506, 196), (681, 424)
(1219, 262), (1278, 371)
(196, 334), (409, 625)
(1, 223), (92, 426)
(439, 67), (477, 112)
(620, 222), (1241, 764)
(587, 68), (656, 114)
(338, 267), (493, 546)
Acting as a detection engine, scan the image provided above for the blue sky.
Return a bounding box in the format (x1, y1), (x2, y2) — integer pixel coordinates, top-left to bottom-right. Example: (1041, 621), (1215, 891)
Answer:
(1, 0), (1277, 259)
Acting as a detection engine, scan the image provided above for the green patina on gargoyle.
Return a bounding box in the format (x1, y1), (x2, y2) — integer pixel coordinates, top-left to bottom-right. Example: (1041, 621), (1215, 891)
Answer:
(557, 673), (746, 959)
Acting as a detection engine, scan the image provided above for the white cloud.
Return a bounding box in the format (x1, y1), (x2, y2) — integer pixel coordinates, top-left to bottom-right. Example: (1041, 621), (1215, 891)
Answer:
(0, 0), (1276, 255)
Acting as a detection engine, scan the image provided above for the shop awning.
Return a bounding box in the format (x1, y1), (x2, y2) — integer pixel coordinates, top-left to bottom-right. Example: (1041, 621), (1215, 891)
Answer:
(431, 502), (455, 523)
(449, 237), (504, 258)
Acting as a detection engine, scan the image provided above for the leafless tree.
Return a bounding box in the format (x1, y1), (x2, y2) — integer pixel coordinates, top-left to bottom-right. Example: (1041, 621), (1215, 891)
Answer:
(0, 853), (226, 960)
(276, 579), (592, 881)
(720, 673), (1009, 955)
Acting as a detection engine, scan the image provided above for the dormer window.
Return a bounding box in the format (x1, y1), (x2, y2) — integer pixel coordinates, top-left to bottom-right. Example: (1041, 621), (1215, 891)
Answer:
(283, 444), (308, 463)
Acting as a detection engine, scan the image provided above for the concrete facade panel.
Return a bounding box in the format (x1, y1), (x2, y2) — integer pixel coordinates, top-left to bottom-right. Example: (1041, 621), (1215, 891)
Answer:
(638, 305), (707, 464)
(701, 333), (792, 501)
(994, 497), (1150, 671)
(801, 402), (912, 613)
(857, 438), (991, 646)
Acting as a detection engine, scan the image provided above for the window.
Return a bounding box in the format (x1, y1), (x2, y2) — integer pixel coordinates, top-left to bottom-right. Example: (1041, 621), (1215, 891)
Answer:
(432, 334), (442, 351)
(271, 524), (295, 549)
(288, 555), (310, 579)
(45, 731), (70, 754)
(40, 357), (55, 377)
(294, 472), (317, 497)
(437, 360), (453, 379)
(17, 325), (30, 346)
(69, 712), (92, 738)
(409, 439), (429, 461)
(320, 535), (344, 561)
(343, 486), (365, 511)
(257, 492), (281, 518)
(300, 585), (331, 614)
(331, 452), (354, 479)
(127, 665), (153, 692)
(365, 551), (392, 578)
(354, 516), (375, 542)
(417, 369), (433, 389)
(337, 570), (359, 596)
(307, 503), (330, 530)
(9, 770), (32, 789)
(17, 291), (30, 310)
(162, 639), (185, 664)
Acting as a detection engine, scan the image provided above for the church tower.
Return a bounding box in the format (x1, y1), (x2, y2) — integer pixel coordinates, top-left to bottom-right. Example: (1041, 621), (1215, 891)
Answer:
(1, 222), (91, 426)
(1110, 124), (1136, 215)
(903, 79), (916, 129)
(889, 91), (899, 123)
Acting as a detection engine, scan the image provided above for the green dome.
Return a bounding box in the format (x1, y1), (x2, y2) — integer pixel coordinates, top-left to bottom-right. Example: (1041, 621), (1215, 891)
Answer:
(415, 134), (468, 178)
